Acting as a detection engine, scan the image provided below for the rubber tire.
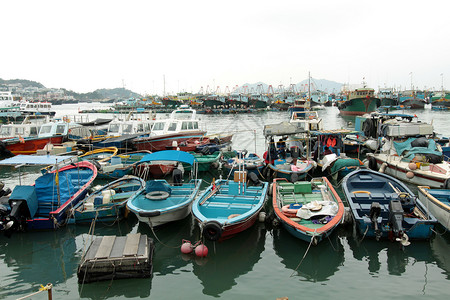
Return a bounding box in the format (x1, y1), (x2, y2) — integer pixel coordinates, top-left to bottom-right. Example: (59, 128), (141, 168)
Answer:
(368, 156), (378, 171)
(203, 220), (223, 241)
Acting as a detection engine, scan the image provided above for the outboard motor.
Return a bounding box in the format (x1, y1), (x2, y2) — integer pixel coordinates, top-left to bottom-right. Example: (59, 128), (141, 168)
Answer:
(172, 168), (183, 186)
(248, 172), (262, 186)
(369, 202), (382, 241)
(388, 200), (404, 239)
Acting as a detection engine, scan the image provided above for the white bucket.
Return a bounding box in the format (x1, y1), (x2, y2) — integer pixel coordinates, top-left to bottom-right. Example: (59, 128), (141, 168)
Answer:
(84, 202), (94, 211)
(101, 189), (116, 204)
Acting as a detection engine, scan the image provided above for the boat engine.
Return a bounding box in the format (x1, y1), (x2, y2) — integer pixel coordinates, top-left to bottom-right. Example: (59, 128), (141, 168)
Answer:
(248, 172), (263, 186)
(388, 200), (404, 239)
(369, 202), (381, 240)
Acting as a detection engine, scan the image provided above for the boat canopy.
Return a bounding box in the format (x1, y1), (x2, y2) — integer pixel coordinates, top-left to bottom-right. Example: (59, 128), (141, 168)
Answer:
(0, 155), (75, 165)
(138, 150), (196, 165)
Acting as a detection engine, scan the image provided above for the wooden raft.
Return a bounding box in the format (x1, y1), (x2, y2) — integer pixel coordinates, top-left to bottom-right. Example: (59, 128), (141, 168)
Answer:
(77, 233), (154, 283)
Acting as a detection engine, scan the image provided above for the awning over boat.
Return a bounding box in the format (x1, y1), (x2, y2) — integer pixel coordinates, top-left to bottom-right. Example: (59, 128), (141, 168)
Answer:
(138, 150), (195, 165)
(0, 155), (75, 166)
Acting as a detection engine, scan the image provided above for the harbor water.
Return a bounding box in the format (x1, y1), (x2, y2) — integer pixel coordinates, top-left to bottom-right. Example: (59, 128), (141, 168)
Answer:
(0, 104), (449, 299)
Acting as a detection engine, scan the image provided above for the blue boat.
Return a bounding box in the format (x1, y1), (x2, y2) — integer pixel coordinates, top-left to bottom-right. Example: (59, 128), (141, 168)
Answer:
(192, 176), (268, 241)
(222, 151), (265, 178)
(126, 150), (202, 227)
(342, 169), (437, 244)
(71, 175), (145, 224)
(0, 156), (97, 233)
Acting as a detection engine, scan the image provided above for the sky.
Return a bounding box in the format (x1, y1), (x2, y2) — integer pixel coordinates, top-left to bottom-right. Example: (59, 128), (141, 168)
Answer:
(1, 0), (449, 95)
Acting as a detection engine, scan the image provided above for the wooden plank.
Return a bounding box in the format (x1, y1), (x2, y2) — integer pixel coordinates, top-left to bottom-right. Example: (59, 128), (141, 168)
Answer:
(94, 236), (116, 259)
(123, 233), (141, 256)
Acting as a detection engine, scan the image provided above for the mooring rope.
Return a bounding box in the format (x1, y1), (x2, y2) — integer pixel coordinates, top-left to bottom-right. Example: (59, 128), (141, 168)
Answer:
(290, 229), (317, 277)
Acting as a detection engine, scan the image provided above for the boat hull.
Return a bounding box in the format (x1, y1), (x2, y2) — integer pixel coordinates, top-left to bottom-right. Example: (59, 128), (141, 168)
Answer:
(368, 154), (450, 188)
(133, 131), (206, 152)
(3, 136), (64, 155)
(338, 97), (378, 116)
(417, 186), (450, 231)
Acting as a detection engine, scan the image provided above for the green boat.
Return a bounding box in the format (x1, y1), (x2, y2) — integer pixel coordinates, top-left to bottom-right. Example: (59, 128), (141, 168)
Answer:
(338, 86), (378, 116)
(183, 151), (222, 172)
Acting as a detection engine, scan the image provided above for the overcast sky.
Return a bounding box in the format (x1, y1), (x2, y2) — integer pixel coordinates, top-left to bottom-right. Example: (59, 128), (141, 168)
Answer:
(2, 0), (449, 95)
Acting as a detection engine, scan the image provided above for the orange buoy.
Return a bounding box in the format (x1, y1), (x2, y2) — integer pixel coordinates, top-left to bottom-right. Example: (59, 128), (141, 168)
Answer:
(408, 162), (417, 170)
(195, 244), (208, 257)
(181, 240), (193, 254)
(406, 171), (414, 179)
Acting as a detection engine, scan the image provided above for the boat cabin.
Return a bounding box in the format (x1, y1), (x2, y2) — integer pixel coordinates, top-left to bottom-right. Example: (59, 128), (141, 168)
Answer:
(150, 106), (205, 136)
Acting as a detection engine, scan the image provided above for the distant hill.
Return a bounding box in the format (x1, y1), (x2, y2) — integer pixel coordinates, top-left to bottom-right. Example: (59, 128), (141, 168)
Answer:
(239, 78), (343, 94)
(0, 78), (45, 89)
(0, 78), (142, 101)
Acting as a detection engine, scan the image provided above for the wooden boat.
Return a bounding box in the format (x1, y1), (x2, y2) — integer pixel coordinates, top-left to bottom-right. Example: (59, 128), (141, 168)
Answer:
(0, 156), (97, 233)
(272, 177), (344, 245)
(417, 186), (450, 231)
(79, 147), (118, 163)
(184, 151), (222, 172)
(267, 158), (315, 182)
(94, 150), (151, 179)
(192, 174), (268, 241)
(71, 175), (145, 224)
(342, 169), (437, 243)
(126, 150), (202, 227)
(222, 151), (265, 177)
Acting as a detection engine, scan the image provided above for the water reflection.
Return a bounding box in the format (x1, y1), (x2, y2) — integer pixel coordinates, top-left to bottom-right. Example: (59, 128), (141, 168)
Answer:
(272, 227), (344, 282)
(430, 233), (450, 280)
(0, 227), (77, 297)
(346, 233), (448, 277)
(192, 223), (266, 297)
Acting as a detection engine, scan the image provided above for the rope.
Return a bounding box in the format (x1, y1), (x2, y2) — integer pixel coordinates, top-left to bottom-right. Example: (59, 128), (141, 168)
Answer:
(148, 219), (183, 249)
(359, 225), (369, 243)
(290, 229), (317, 277)
(16, 283), (52, 300)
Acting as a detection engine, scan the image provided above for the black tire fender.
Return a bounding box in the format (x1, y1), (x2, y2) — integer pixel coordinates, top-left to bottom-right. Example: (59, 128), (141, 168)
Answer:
(368, 156), (378, 171)
(203, 220), (223, 241)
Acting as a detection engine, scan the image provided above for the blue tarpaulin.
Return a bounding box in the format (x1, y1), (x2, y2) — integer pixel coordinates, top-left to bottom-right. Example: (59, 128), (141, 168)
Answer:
(394, 138), (442, 161)
(138, 150), (196, 165)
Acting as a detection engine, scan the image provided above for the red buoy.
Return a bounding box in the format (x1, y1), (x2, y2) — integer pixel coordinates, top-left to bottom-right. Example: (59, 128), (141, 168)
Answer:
(195, 244), (208, 257)
(181, 240), (193, 254)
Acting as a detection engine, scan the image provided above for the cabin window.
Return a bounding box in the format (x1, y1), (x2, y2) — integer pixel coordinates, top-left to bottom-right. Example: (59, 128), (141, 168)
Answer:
(56, 125), (66, 134)
(123, 124), (133, 133)
(152, 122), (164, 131)
(188, 122), (193, 130)
(181, 122), (188, 130)
(137, 124), (144, 132)
(15, 128), (25, 135)
(193, 122), (198, 129)
(40, 125), (52, 134)
(168, 122), (177, 131)
(1, 127), (11, 135)
(30, 127), (38, 135)
(109, 124), (120, 133)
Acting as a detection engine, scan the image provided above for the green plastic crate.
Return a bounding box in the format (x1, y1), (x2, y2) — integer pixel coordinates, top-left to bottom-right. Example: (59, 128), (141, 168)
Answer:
(294, 182), (312, 194)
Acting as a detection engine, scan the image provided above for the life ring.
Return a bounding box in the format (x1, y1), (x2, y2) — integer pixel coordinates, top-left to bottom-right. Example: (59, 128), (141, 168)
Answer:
(145, 191), (170, 200)
(281, 204), (301, 218)
(203, 220), (223, 241)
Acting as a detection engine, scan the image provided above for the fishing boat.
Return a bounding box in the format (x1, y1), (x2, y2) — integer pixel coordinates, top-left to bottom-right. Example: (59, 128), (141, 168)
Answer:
(377, 88), (398, 107)
(70, 175), (145, 224)
(338, 84), (379, 116)
(94, 150), (151, 179)
(0, 120), (79, 156)
(248, 93), (271, 109)
(263, 121), (316, 182)
(222, 151), (265, 178)
(132, 106), (207, 152)
(0, 156), (97, 233)
(192, 173), (268, 241)
(203, 94), (227, 108)
(79, 147), (118, 164)
(342, 169), (437, 243)
(417, 186), (450, 231)
(272, 177), (344, 244)
(184, 151), (222, 172)
(398, 90), (427, 109)
(126, 150), (202, 227)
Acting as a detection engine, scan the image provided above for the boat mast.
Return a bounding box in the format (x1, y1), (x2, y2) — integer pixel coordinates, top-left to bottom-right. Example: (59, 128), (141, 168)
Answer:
(308, 72), (311, 100)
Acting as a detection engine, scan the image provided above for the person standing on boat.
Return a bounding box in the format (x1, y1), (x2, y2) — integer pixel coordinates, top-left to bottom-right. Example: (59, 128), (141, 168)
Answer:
(288, 137), (303, 165)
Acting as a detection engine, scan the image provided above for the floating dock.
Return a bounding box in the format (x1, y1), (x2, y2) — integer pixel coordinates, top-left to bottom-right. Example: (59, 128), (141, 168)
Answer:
(77, 233), (154, 283)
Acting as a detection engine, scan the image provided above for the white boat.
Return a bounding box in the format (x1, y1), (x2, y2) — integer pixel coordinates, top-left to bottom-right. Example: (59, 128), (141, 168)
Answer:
(133, 106), (207, 152)
(417, 186), (450, 230)
(365, 117), (450, 188)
